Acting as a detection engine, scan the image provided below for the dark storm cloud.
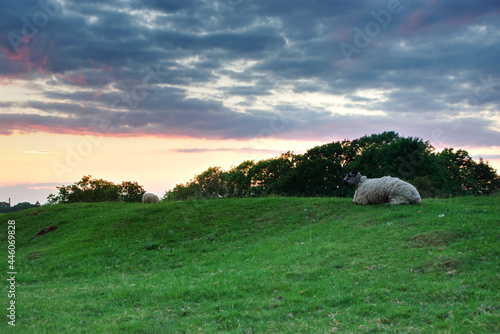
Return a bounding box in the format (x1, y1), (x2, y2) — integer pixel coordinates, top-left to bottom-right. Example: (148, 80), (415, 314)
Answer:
(1, 0), (499, 143)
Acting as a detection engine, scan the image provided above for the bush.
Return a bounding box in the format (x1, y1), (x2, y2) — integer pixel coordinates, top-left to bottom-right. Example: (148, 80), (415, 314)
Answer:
(409, 176), (448, 198)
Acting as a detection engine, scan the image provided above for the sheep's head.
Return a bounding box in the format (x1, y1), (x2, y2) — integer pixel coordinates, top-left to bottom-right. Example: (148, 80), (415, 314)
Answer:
(343, 171), (362, 186)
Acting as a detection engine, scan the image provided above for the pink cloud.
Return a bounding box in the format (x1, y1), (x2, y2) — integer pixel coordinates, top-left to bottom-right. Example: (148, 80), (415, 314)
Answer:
(1, 40), (54, 76)
(39, 55), (50, 74)
(399, 1), (499, 34)
(103, 64), (114, 73)
(1, 45), (31, 62)
(58, 72), (87, 85)
(0, 75), (15, 86)
(400, 8), (427, 33)
(27, 185), (57, 191)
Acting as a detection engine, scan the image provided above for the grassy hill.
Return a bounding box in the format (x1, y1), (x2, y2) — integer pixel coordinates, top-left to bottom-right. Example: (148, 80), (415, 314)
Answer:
(1, 196), (499, 333)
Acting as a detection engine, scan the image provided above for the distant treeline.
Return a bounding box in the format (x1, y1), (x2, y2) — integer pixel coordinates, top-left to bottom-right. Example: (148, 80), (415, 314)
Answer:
(0, 202), (40, 213)
(47, 175), (145, 204)
(165, 132), (500, 200)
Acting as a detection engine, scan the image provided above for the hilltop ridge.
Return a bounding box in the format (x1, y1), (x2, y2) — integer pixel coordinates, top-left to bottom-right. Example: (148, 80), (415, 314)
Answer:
(2, 196), (499, 333)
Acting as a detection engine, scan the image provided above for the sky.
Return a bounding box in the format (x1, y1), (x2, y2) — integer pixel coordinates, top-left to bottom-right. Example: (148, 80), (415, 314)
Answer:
(1, 0), (500, 205)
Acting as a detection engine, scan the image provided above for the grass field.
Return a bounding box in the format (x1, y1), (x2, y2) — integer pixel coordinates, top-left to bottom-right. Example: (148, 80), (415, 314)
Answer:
(1, 196), (499, 333)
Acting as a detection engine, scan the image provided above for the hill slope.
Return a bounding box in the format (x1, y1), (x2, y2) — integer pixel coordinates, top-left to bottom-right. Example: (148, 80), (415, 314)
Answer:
(1, 196), (499, 333)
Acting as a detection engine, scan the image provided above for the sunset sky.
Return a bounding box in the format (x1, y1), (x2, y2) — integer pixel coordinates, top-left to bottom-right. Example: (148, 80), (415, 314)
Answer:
(1, 0), (500, 205)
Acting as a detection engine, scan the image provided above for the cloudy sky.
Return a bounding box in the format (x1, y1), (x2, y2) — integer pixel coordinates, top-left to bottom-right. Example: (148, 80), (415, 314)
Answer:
(1, 0), (500, 204)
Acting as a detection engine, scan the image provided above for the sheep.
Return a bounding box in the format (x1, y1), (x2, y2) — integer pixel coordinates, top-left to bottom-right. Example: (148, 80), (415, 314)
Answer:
(142, 193), (160, 204)
(343, 171), (421, 205)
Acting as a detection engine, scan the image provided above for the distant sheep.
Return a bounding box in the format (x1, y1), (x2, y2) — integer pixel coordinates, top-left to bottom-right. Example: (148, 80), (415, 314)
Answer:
(142, 193), (160, 204)
(343, 171), (421, 205)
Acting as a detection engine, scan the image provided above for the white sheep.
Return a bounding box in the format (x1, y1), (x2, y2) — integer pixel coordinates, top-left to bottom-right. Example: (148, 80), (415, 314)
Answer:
(142, 193), (160, 204)
(343, 171), (421, 205)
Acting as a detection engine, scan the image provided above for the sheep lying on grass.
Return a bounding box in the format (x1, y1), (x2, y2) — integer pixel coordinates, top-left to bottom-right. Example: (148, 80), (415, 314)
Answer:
(142, 193), (160, 204)
(343, 171), (421, 205)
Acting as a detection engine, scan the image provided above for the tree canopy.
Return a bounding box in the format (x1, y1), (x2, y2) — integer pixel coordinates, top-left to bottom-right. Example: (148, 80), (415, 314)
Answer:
(165, 132), (500, 200)
(47, 175), (145, 204)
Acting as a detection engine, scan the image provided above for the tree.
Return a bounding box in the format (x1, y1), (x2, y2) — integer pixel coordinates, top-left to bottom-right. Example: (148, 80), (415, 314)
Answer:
(226, 160), (255, 197)
(247, 152), (297, 195)
(164, 182), (200, 201)
(47, 175), (145, 204)
(120, 181), (146, 202)
(165, 132), (500, 200)
(280, 143), (348, 197)
(194, 167), (228, 199)
(348, 134), (434, 179)
(473, 158), (500, 194)
(435, 149), (477, 196)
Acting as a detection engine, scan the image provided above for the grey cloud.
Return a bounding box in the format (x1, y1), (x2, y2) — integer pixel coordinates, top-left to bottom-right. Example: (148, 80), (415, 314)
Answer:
(223, 85), (272, 97)
(0, 101), (14, 108)
(0, 0), (499, 144)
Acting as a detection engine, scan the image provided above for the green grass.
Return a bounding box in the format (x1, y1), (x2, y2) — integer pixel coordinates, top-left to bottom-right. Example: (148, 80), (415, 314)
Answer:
(1, 196), (499, 333)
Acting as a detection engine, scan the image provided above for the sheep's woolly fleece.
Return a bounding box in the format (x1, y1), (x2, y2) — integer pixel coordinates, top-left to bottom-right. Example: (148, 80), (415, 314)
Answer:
(142, 193), (160, 204)
(344, 172), (421, 205)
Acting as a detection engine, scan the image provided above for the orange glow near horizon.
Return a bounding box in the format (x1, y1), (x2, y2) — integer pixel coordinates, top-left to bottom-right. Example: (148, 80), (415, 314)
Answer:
(1, 132), (499, 205)
(0, 132), (320, 191)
